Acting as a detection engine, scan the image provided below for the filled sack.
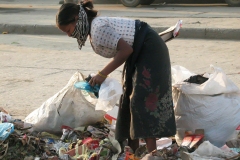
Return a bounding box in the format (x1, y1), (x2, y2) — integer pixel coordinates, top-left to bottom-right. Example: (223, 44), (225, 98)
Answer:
(24, 72), (105, 134)
(172, 65), (240, 147)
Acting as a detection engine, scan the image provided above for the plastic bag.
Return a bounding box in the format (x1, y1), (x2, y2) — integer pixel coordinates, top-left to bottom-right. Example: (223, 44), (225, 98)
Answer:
(182, 141), (238, 160)
(24, 72), (105, 134)
(95, 77), (122, 112)
(75, 75), (122, 112)
(173, 65), (240, 147)
(0, 112), (12, 123)
(0, 123), (14, 141)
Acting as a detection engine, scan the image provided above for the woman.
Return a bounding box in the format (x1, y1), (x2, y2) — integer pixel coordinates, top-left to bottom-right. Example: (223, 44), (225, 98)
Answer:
(56, 0), (176, 153)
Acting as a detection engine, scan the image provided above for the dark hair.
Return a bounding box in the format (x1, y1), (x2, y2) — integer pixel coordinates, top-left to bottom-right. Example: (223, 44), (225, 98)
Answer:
(56, 0), (98, 26)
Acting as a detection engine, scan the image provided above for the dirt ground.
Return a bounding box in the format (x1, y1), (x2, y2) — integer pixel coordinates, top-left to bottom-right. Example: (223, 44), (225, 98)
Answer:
(0, 34), (239, 120)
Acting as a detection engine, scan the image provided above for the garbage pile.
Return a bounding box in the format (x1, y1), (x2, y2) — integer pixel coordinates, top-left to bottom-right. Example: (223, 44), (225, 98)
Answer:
(0, 108), (240, 160)
(0, 109), (178, 160)
(1, 66), (240, 160)
(0, 116), (118, 159)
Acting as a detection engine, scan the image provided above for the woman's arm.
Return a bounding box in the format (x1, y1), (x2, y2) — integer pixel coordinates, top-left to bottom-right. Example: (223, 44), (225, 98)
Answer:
(89, 38), (133, 86)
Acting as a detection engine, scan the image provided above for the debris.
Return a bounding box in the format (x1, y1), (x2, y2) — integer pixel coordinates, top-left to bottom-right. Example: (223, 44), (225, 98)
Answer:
(181, 141), (238, 159)
(2, 68), (240, 159)
(0, 123), (14, 141)
(180, 129), (204, 152)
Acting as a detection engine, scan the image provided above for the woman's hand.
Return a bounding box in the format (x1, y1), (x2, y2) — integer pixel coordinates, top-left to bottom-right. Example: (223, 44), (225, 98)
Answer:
(89, 74), (106, 86)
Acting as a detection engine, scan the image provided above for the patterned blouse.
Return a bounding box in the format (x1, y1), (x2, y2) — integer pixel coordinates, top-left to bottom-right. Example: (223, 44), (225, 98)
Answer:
(90, 17), (135, 58)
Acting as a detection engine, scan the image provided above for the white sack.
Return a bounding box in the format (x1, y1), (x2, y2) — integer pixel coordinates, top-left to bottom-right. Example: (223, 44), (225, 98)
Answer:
(95, 77), (122, 112)
(171, 65), (195, 85)
(173, 65), (240, 147)
(173, 65), (240, 95)
(182, 141), (237, 160)
(24, 72), (105, 134)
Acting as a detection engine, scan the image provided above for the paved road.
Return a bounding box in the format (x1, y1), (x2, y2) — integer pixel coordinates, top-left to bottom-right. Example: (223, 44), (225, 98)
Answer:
(1, 1), (239, 24)
(0, 0), (240, 39)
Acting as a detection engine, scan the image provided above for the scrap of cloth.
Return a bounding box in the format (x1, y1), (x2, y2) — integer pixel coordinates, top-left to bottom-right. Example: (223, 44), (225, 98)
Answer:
(71, 5), (89, 50)
(115, 20), (176, 142)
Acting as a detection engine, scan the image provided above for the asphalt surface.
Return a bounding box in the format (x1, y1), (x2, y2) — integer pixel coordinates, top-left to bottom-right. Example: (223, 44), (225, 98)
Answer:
(0, 0), (240, 40)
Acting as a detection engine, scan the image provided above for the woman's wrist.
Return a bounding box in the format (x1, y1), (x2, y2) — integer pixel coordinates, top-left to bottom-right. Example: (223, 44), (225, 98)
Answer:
(98, 71), (108, 78)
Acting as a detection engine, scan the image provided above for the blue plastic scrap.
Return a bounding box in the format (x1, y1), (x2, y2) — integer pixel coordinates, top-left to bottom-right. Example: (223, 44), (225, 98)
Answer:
(74, 81), (100, 97)
(0, 123), (14, 141)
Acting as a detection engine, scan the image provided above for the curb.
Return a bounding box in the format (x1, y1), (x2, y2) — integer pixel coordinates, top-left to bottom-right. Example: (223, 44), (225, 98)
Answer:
(152, 27), (240, 40)
(1, 24), (240, 40)
(0, 24), (63, 35)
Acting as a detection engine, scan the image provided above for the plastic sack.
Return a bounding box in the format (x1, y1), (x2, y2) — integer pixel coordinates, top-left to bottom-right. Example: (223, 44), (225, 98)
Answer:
(0, 123), (14, 141)
(173, 65), (240, 147)
(24, 72), (105, 134)
(95, 77), (122, 112)
(181, 141), (238, 160)
(172, 65), (240, 95)
(171, 65), (195, 86)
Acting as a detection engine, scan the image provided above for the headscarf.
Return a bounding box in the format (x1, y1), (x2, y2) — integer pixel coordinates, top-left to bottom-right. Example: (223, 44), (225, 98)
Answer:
(71, 5), (89, 50)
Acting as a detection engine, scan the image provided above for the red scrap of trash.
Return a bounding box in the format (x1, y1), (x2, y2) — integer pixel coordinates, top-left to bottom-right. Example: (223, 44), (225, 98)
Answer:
(82, 137), (99, 150)
(61, 125), (73, 130)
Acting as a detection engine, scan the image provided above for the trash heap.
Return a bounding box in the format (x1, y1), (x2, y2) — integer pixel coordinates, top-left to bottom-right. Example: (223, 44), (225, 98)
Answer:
(1, 106), (240, 160)
(0, 110), (180, 160)
(0, 112), (119, 160)
(1, 66), (240, 160)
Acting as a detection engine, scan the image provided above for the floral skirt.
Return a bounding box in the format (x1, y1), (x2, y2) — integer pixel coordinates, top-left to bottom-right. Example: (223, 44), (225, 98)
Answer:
(115, 27), (176, 142)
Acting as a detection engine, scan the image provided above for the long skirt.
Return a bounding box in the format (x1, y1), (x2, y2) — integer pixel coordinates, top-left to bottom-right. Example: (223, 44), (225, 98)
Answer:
(115, 26), (176, 142)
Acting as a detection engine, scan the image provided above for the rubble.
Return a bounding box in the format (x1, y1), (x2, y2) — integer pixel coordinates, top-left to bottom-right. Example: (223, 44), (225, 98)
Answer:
(1, 111), (239, 160)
